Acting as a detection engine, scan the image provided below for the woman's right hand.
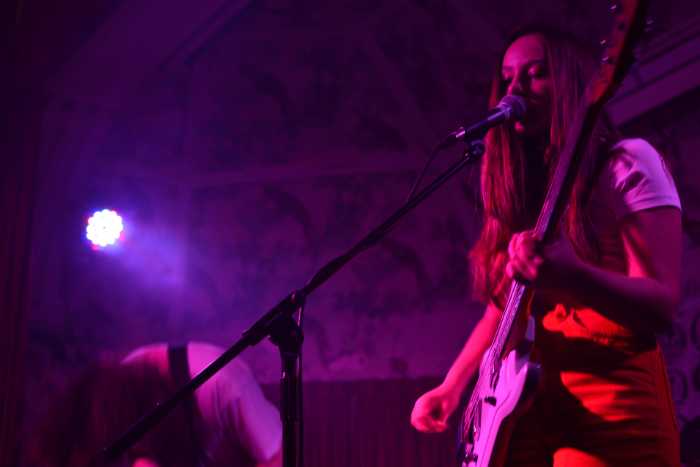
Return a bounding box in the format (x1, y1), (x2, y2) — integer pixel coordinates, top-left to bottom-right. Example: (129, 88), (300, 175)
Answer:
(410, 384), (460, 433)
(411, 304), (502, 434)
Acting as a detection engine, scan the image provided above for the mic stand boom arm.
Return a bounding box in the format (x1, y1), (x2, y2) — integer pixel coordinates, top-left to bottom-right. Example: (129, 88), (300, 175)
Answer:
(104, 139), (486, 463)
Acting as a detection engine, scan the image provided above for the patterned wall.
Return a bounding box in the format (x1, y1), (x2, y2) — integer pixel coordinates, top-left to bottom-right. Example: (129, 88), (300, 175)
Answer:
(26, 0), (700, 436)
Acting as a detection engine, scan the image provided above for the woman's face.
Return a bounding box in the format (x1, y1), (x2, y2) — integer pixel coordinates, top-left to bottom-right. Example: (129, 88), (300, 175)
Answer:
(501, 34), (552, 140)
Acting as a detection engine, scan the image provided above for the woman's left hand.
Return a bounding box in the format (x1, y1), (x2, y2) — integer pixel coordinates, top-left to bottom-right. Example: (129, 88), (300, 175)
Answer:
(505, 228), (581, 290)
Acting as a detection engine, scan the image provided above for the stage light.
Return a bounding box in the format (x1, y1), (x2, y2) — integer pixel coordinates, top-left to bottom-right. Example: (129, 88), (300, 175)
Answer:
(86, 209), (123, 249)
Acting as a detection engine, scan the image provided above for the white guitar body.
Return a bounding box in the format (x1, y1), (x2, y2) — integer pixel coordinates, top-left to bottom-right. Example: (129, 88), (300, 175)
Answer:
(459, 317), (542, 467)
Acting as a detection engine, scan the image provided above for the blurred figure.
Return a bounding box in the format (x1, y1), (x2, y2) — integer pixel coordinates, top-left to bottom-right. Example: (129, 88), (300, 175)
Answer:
(26, 342), (282, 467)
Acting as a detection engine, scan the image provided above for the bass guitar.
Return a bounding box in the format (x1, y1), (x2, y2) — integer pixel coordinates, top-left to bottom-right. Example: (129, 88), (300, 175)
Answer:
(456, 1), (651, 465)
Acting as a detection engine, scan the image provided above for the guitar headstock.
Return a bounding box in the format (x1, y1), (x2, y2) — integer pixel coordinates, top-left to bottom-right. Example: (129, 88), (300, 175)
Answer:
(590, 0), (651, 105)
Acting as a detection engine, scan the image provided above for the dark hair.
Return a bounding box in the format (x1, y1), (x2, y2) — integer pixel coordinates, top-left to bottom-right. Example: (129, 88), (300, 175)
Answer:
(470, 24), (620, 305)
(25, 363), (195, 467)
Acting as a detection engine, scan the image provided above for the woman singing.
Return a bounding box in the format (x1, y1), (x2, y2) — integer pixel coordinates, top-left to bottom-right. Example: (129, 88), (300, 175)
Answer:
(411, 24), (682, 466)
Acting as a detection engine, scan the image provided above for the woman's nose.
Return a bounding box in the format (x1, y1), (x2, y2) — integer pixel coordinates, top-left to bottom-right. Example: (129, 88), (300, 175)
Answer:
(507, 75), (525, 96)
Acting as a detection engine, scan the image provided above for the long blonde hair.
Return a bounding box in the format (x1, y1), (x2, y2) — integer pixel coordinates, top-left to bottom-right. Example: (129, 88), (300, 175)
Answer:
(470, 24), (620, 306)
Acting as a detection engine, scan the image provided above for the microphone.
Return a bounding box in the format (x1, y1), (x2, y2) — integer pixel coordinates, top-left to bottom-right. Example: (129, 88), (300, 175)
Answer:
(439, 95), (526, 148)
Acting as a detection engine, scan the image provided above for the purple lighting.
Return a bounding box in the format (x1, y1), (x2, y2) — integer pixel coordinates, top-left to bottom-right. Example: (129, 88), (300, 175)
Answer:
(86, 209), (123, 249)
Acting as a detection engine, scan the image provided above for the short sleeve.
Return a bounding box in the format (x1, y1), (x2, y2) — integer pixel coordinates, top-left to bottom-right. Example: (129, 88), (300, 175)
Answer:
(229, 374), (282, 463)
(598, 139), (682, 220)
(186, 342), (282, 465)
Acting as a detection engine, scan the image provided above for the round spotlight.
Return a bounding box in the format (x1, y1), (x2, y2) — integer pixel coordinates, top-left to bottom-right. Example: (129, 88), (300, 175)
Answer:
(86, 209), (123, 248)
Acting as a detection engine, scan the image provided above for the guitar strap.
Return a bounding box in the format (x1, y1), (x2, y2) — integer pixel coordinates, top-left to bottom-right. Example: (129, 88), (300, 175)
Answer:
(167, 344), (209, 467)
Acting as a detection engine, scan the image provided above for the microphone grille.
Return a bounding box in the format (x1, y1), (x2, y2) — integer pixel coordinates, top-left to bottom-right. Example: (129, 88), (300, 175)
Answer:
(498, 95), (526, 121)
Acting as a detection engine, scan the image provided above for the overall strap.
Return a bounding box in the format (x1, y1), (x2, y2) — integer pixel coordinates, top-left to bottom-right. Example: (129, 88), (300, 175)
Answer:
(168, 344), (209, 467)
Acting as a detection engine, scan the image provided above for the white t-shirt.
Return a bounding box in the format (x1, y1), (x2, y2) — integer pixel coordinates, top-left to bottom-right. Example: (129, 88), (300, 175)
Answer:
(590, 138), (682, 275)
(122, 342), (282, 466)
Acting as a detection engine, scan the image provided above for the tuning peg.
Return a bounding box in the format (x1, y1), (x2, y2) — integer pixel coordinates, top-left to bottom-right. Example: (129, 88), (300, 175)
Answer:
(600, 38), (608, 47)
(602, 55), (616, 65)
(610, 4), (622, 13)
(615, 21), (627, 31)
(644, 20), (653, 33)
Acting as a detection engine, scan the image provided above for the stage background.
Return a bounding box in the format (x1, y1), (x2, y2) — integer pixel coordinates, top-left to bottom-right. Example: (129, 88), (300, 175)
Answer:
(4, 1), (700, 465)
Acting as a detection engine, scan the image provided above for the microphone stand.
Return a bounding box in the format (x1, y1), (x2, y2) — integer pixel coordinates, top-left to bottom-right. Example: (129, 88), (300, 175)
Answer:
(104, 138), (486, 466)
